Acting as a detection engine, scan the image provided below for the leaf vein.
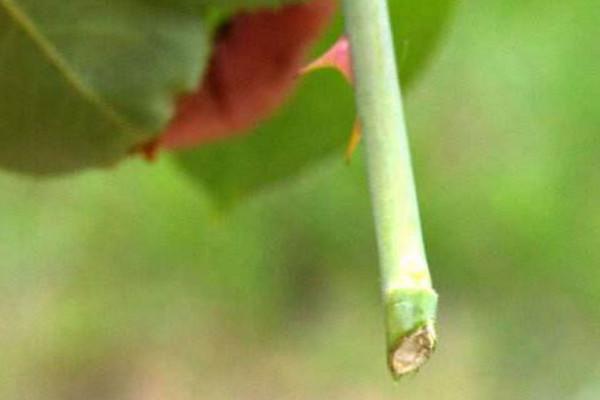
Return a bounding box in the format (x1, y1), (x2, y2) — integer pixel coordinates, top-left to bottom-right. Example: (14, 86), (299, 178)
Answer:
(0, 0), (142, 137)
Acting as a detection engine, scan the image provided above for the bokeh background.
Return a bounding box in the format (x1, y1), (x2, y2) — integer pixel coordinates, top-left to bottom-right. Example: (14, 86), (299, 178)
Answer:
(1, 0), (599, 398)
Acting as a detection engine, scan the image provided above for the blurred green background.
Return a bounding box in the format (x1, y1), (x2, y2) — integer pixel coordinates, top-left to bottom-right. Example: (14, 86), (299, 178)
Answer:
(1, 0), (599, 398)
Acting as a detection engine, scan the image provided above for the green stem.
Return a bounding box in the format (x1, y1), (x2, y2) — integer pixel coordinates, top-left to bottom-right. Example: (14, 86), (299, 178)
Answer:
(341, 0), (438, 378)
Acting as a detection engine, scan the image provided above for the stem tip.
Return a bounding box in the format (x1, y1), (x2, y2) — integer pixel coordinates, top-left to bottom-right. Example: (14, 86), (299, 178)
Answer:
(389, 324), (436, 377)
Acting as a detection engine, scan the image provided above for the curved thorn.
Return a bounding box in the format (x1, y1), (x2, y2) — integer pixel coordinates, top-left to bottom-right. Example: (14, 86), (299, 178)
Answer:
(300, 36), (354, 83)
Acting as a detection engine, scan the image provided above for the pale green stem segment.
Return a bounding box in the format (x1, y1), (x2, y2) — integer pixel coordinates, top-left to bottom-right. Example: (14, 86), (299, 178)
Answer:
(341, 0), (438, 378)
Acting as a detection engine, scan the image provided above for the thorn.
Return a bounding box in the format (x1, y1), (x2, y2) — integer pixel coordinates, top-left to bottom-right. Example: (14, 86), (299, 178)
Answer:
(300, 36), (354, 83)
(345, 119), (362, 163)
(301, 36), (360, 163)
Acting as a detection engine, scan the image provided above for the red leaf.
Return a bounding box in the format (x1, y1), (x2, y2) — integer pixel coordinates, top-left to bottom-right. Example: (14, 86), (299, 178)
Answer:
(142, 0), (336, 157)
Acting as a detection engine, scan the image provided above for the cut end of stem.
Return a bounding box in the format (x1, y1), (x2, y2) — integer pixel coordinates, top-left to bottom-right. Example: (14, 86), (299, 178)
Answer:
(389, 324), (436, 377)
(385, 289), (438, 378)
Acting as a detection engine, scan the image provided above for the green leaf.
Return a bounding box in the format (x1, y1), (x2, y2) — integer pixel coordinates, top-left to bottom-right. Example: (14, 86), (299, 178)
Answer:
(389, 0), (455, 88)
(175, 0), (455, 204)
(0, 0), (208, 175)
(176, 70), (355, 205)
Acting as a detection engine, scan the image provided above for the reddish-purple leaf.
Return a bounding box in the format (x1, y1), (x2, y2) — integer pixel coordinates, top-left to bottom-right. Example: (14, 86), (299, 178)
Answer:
(141, 0), (336, 158)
